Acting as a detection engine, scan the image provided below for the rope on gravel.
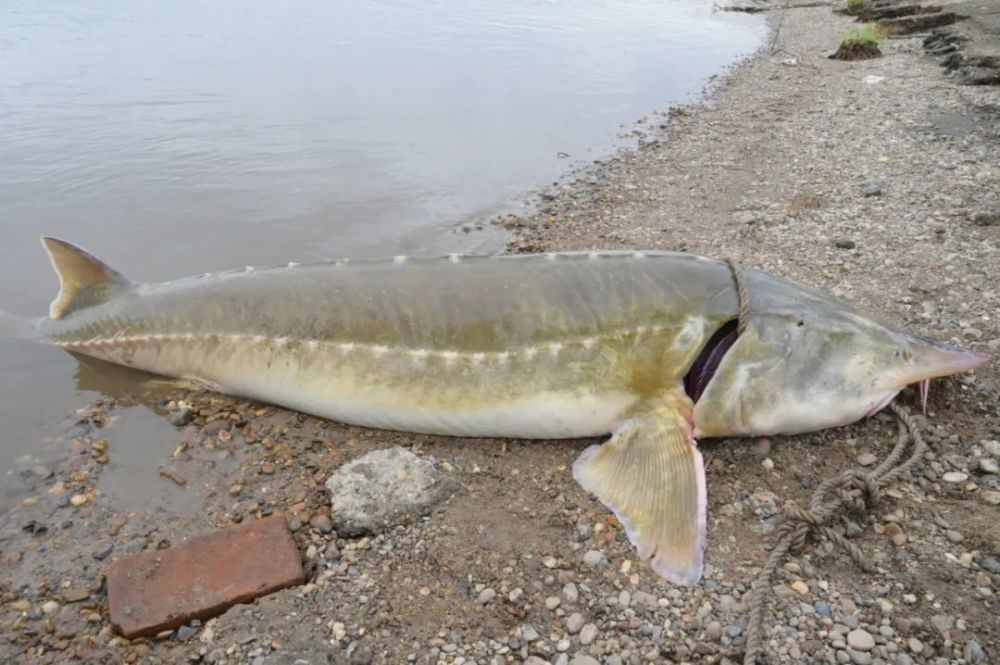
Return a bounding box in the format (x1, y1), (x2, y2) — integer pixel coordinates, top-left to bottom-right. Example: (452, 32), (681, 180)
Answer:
(724, 259), (928, 665)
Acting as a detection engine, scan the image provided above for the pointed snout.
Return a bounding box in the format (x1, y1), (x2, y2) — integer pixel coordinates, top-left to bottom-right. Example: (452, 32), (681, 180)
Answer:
(891, 335), (989, 388)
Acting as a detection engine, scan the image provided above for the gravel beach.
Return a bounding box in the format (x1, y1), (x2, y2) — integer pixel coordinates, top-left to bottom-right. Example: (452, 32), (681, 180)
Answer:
(1, 2), (997, 664)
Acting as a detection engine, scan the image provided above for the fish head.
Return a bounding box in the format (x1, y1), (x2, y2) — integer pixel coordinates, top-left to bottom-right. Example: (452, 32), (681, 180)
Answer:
(692, 299), (988, 438)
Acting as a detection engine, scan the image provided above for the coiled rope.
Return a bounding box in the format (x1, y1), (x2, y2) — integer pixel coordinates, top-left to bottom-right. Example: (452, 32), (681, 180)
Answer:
(724, 259), (927, 665)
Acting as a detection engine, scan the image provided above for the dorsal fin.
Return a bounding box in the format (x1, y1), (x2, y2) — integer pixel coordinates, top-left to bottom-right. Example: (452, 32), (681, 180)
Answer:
(41, 237), (133, 319)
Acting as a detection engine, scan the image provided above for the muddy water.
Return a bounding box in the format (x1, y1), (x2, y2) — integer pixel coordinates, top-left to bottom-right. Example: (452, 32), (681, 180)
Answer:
(0, 0), (763, 499)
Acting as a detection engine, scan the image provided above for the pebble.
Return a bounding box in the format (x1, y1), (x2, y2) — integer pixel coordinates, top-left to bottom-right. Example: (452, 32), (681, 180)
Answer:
(159, 465), (187, 485)
(578, 623), (598, 646)
(836, 237), (856, 250)
(69, 494), (88, 507)
(856, 452), (877, 466)
(863, 184), (883, 197)
(885, 522), (907, 546)
(847, 629), (875, 652)
(790, 580), (809, 595)
(521, 624), (540, 642)
(176, 625), (197, 641)
(942, 471), (968, 483)
(309, 515), (333, 534)
(964, 640), (986, 663)
(169, 408), (193, 426)
(946, 529), (964, 543)
(849, 649), (872, 665)
(565, 613), (584, 634)
(907, 637), (923, 654)
(92, 542), (114, 560)
(477, 588), (496, 604)
(930, 614), (954, 636)
(581, 550), (606, 567)
(544, 596), (560, 610)
(41, 600), (60, 614)
(815, 601), (832, 617)
(562, 582), (579, 603)
(704, 621), (722, 642)
(570, 656), (599, 665)
(979, 458), (998, 474)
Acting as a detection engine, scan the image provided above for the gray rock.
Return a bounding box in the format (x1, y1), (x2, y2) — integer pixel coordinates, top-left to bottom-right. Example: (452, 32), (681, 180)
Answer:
(856, 452), (878, 466)
(847, 629), (875, 652)
(566, 613), (585, 634)
(478, 588), (496, 604)
(521, 624), (540, 642)
(981, 557), (1000, 574)
(970, 206), (1000, 226)
(964, 640), (986, 663)
(581, 550), (606, 567)
(848, 649), (872, 665)
(309, 514), (333, 534)
(92, 542), (114, 560)
(169, 408), (193, 427)
(570, 655), (600, 665)
(175, 625), (197, 641)
(835, 237), (856, 250)
(325, 447), (453, 535)
(578, 623), (598, 645)
(863, 184), (883, 197)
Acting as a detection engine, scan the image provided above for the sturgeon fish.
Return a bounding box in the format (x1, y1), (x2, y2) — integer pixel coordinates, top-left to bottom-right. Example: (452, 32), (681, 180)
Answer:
(38, 237), (987, 584)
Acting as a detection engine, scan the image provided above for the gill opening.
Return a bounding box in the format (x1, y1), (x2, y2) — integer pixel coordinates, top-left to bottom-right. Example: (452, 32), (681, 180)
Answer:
(684, 319), (739, 403)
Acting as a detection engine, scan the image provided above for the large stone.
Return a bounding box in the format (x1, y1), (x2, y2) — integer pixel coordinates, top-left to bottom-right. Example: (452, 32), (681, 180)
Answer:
(326, 447), (453, 536)
(106, 516), (304, 638)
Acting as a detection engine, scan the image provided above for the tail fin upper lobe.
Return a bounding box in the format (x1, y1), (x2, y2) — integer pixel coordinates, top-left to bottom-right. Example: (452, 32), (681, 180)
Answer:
(41, 237), (133, 319)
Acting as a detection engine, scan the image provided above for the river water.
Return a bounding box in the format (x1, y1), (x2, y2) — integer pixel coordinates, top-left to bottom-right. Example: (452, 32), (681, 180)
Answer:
(0, 0), (763, 498)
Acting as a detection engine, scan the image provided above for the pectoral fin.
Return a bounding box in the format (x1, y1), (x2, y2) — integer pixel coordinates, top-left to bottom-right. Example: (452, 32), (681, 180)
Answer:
(572, 393), (706, 585)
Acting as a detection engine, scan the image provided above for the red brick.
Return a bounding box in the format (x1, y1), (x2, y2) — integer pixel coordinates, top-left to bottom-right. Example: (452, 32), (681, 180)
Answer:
(106, 515), (304, 638)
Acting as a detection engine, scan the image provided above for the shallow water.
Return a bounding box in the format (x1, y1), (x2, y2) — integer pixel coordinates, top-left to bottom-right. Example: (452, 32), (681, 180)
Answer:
(0, 0), (763, 498)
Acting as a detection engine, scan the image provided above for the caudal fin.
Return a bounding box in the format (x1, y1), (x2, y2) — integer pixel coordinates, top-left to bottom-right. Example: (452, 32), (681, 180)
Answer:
(41, 237), (133, 320)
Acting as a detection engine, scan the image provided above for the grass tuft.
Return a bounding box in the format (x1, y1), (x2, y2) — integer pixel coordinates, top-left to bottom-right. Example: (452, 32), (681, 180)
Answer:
(842, 22), (886, 45)
(846, 0), (866, 9)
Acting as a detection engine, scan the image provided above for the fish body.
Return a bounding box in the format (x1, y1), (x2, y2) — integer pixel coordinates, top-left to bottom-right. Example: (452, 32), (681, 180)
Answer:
(38, 238), (988, 585)
(45, 249), (741, 438)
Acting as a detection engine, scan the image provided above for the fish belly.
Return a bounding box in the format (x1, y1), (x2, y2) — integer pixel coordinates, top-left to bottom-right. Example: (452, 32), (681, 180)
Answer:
(72, 332), (639, 439)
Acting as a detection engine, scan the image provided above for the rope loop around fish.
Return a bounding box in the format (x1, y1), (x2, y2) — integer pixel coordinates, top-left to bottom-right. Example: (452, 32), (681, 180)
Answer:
(723, 259), (928, 665)
(726, 257), (751, 336)
(741, 401), (926, 665)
